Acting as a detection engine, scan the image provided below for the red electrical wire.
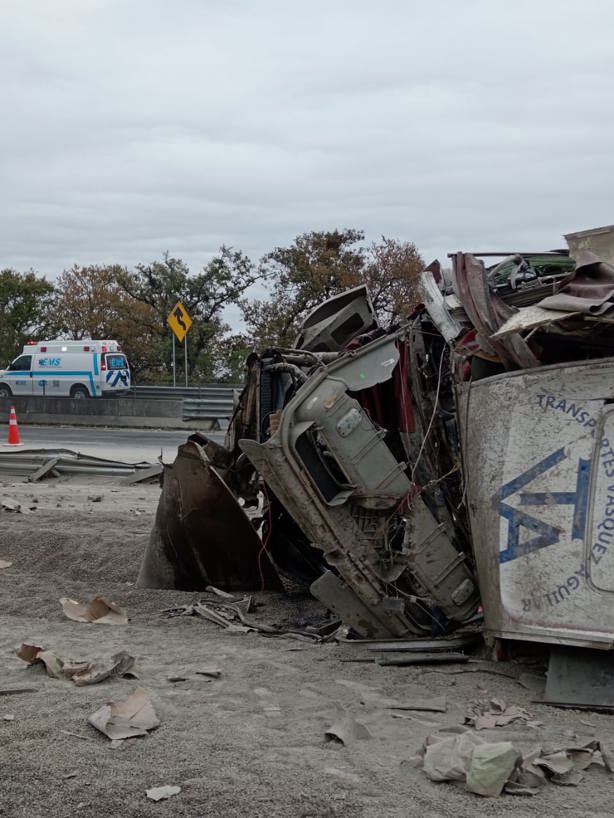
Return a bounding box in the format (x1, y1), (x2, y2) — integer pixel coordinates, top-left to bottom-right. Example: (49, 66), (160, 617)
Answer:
(257, 483), (274, 592)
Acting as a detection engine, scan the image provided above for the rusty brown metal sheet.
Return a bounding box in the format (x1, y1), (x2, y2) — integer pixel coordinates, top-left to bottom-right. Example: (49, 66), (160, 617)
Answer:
(453, 252), (539, 369)
(137, 439), (283, 592)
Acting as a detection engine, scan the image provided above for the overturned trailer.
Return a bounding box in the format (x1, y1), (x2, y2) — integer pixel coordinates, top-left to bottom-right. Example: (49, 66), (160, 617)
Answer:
(138, 250), (614, 698)
(444, 250), (614, 653)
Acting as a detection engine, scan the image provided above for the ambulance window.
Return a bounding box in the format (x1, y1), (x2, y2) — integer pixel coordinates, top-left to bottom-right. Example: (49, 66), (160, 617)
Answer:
(105, 354), (128, 370)
(8, 355), (32, 371)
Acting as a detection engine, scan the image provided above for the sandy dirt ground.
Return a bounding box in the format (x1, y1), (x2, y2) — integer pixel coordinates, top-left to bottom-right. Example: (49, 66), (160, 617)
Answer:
(2, 474), (614, 817)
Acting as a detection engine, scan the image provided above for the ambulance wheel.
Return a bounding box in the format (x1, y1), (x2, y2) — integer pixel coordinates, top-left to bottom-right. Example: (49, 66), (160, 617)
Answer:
(70, 385), (89, 399)
(0, 384), (12, 398)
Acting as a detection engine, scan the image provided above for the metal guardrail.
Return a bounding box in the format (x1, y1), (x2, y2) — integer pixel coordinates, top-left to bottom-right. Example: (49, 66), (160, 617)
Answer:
(132, 385), (239, 400)
(0, 448), (153, 477)
(132, 385), (239, 425)
(182, 396), (235, 421)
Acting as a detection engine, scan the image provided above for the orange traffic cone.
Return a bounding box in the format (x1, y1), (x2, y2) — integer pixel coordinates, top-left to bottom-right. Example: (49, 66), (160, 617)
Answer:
(6, 405), (23, 446)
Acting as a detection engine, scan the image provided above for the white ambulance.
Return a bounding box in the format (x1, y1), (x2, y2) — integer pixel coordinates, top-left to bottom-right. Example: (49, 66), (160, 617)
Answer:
(0, 340), (131, 399)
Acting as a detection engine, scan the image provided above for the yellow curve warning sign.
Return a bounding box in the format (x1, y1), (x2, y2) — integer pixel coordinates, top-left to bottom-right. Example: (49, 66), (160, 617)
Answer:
(167, 301), (193, 343)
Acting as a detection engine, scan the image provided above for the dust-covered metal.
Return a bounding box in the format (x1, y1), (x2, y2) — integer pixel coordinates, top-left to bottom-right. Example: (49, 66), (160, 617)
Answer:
(139, 243), (614, 668)
(0, 448), (153, 477)
(137, 435), (283, 592)
(140, 285), (479, 637)
(457, 357), (614, 649)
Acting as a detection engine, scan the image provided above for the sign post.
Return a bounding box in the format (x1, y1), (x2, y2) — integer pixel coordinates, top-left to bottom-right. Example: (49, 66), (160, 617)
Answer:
(167, 301), (193, 387)
(172, 336), (176, 388)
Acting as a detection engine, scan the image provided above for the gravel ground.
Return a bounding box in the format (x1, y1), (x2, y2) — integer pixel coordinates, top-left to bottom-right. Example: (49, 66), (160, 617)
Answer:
(2, 475), (614, 817)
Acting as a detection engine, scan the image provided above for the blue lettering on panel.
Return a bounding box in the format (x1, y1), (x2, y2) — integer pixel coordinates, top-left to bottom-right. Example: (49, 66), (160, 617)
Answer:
(498, 447), (592, 564)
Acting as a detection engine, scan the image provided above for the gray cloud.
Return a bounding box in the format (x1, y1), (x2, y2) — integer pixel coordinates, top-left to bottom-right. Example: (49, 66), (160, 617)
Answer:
(2, 0), (614, 281)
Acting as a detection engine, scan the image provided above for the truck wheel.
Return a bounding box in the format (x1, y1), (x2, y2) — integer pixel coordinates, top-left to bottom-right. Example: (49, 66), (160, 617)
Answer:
(70, 385), (89, 399)
(0, 384), (12, 398)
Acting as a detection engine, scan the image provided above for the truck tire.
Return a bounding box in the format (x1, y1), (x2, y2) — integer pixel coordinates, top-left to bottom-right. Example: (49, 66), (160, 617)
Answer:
(0, 384), (12, 398)
(70, 385), (89, 399)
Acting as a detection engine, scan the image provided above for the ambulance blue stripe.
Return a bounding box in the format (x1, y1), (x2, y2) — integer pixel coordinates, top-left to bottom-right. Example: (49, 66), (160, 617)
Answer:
(30, 370), (96, 394)
(4, 368), (130, 396)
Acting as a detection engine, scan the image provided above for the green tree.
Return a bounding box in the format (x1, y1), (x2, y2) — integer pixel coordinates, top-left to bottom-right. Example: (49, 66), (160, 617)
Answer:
(363, 236), (424, 326)
(241, 230), (424, 348)
(211, 333), (253, 383)
(117, 248), (262, 382)
(49, 264), (162, 377)
(0, 269), (55, 367)
(241, 229), (366, 348)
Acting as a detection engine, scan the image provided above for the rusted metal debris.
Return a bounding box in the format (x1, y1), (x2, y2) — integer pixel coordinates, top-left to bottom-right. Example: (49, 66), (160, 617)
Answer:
(137, 247), (614, 699)
(137, 436), (282, 592)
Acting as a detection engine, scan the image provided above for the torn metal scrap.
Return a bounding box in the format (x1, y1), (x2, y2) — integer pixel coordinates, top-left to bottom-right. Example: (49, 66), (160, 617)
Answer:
(27, 457), (60, 483)
(137, 437), (282, 592)
(162, 598), (323, 642)
(537, 250), (614, 315)
(0, 687), (39, 696)
(0, 448), (155, 478)
(348, 634), (481, 652)
(122, 463), (163, 485)
(377, 652), (469, 667)
(137, 246), (614, 681)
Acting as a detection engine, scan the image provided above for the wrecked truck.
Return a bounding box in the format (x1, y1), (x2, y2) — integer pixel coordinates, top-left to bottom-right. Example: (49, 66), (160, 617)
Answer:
(139, 283), (480, 638)
(138, 250), (614, 686)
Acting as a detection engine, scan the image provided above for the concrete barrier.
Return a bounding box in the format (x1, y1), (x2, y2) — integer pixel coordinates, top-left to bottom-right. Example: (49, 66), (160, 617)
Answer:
(0, 396), (216, 431)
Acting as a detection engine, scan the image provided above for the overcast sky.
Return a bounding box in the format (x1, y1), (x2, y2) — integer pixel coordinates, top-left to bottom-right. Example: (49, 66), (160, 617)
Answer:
(3, 0), (614, 281)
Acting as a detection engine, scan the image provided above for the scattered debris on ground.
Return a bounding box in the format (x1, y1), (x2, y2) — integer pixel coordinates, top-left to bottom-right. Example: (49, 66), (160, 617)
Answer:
(3, 247), (614, 814)
(421, 728), (613, 797)
(162, 595), (325, 641)
(3, 474), (614, 815)
(325, 712), (372, 745)
(1, 496), (36, 513)
(146, 785), (181, 802)
(88, 687), (160, 741)
(465, 698), (533, 730)
(16, 643), (64, 678)
(16, 642), (136, 685)
(60, 595), (128, 625)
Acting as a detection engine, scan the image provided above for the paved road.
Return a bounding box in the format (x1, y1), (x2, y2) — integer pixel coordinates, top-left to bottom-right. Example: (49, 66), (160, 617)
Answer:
(13, 425), (226, 464)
